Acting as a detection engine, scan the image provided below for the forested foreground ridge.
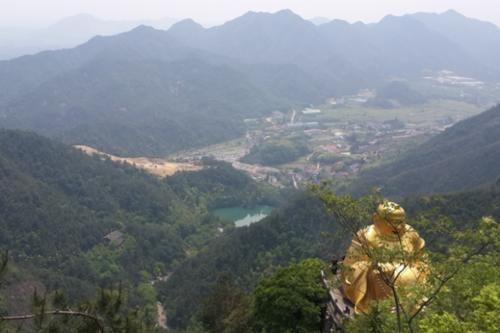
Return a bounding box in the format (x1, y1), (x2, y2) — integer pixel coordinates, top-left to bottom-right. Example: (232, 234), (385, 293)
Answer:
(0, 128), (498, 332)
(350, 104), (500, 197)
(158, 183), (500, 331)
(0, 129), (279, 332)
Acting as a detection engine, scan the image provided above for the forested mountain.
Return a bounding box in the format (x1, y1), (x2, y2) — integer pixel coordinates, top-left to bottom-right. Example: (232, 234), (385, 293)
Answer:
(0, 14), (178, 60)
(317, 15), (481, 79)
(0, 130), (184, 310)
(0, 23), (324, 156)
(411, 10), (500, 78)
(159, 185), (500, 329)
(3, 56), (280, 156)
(350, 104), (500, 197)
(159, 191), (340, 328)
(169, 9), (491, 84)
(0, 26), (192, 104)
(0, 129), (275, 309)
(1, 10), (499, 156)
(168, 10), (363, 94)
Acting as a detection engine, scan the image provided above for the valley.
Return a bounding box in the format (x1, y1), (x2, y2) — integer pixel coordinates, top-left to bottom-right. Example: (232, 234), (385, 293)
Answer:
(170, 97), (484, 189)
(0, 5), (499, 333)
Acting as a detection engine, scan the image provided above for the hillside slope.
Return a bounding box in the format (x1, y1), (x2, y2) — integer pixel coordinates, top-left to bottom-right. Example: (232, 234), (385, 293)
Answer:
(169, 10), (489, 85)
(159, 191), (340, 328)
(350, 104), (500, 197)
(0, 14), (178, 60)
(0, 129), (274, 303)
(0, 24), (326, 156)
(159, 185), (500, 329)
(412, 10), (500, 78)
(0, 130), (191, 293)
(2, 56), (280, 156)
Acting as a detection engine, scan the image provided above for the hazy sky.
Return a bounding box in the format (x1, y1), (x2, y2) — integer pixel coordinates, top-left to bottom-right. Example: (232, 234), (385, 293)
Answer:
(2, 0), (500, 27)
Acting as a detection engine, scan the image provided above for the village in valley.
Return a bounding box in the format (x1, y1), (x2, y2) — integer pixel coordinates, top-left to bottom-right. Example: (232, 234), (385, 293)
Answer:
(169, 70), (500, 188)
(77, 70), (500, 190)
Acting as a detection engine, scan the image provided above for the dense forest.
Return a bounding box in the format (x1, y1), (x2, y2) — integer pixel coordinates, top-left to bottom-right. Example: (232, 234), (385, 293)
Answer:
(0, 129), (277, 331)
(0, 120), (498, 332)
(166, 158), (281, 210)
(158, 191), (339, 328)
(158, 182), (500, 330)
(1, 129), (498, 332)
(2, 56), (287, 157)
(241, 138), (310, 166)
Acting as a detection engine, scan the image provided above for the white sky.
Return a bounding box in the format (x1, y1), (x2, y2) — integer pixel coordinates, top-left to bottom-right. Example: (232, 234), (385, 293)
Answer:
(1, 0), (500, 27)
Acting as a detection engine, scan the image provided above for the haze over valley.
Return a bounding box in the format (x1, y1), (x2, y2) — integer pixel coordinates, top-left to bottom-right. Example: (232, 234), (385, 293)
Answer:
(0, 2), (499, 332)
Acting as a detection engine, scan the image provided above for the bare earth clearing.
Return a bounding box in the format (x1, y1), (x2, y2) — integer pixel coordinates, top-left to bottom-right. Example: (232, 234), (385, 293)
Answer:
(156, 302), (168, 330)
(74, 145), (201, 177)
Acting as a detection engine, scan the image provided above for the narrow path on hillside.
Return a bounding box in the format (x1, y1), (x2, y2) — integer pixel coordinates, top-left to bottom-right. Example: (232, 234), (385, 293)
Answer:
(156, 302), (168, 330)
(152, 273), (171, 330)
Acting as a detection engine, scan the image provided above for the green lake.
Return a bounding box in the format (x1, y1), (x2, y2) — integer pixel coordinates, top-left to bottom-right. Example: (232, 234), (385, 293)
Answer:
(212, 205), (274, 227)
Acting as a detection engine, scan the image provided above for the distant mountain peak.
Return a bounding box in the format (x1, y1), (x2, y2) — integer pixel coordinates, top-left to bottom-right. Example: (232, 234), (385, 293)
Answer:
(442, 9), (465, 17)
(236, 9), (303, 21)
(379, 14), (412, 23)
(273, 9), (307, 22)
(129, 24), (157, 33)
(52, 13), (102, 27)
(325, 18), (354, 27)
(275, 9), (297, 16)
(109, 24), (170, 42)
(216, 9), (310, 32)
(169, 18), (204, 32)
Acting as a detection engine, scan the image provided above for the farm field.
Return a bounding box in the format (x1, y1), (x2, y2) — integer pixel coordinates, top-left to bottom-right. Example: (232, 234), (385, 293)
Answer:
(308, 99), (482, 125)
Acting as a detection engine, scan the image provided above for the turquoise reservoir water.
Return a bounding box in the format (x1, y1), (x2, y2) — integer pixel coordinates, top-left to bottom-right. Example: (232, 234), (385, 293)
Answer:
(213, 205), (274, 227)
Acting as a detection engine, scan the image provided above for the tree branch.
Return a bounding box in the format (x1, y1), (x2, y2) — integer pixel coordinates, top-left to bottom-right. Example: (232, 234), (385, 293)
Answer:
(408, 241), (491, 326)
(1, 310), (104, 333)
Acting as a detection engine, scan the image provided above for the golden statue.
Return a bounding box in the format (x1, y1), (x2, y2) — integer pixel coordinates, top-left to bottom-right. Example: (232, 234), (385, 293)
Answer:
(341, 201), (427, 313)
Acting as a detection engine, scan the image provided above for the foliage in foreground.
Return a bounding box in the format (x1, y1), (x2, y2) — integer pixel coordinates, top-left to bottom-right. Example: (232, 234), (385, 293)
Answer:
(311, 185), (500, 333)
(0, 251), (154, 333)
(252, 259), (328, 333)
(194, 189), (499, 333)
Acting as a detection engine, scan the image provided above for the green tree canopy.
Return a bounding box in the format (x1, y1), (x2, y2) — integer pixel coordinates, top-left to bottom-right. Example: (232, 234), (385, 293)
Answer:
(252, 258), (328, 333)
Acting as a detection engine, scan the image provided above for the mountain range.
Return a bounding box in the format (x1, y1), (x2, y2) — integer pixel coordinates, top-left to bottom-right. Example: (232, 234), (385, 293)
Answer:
(1, 9), (500, 156)
(411, 10), (500, 77)
(168, 9), (499, 82)
(0, 14), (178, 60)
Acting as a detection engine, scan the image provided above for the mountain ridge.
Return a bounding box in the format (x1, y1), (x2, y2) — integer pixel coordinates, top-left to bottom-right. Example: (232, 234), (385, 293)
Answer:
(0, 14), (178, 60)
(2, 9), (500, 155)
